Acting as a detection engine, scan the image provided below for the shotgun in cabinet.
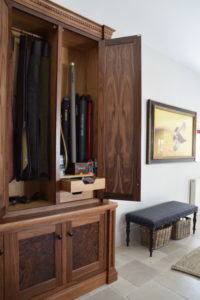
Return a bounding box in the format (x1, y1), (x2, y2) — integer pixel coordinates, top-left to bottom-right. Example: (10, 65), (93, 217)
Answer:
(0, 0), (141, 299)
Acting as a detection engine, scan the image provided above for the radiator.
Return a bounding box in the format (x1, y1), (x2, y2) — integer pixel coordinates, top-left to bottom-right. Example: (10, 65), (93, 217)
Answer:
(190, 179), (200, 207)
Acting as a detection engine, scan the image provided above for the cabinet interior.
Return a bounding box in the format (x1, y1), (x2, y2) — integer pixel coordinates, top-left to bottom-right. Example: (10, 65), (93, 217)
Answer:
(8, 9), (58, 211)
(8, 9), (100, 211)
(58, 29), (99, 204)
(61, 29), (98, 164)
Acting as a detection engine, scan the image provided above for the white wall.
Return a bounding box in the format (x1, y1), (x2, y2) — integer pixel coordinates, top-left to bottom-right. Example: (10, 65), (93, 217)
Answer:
(115, 46), (200, 246)
(51, 0), (200, 246)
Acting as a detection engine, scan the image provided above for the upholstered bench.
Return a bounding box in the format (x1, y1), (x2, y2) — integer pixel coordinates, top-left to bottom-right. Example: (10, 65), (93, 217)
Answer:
(126, 201), (198, 256)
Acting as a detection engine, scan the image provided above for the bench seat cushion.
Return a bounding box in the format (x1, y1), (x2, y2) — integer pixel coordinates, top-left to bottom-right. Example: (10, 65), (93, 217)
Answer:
(126, 201), (198, 229)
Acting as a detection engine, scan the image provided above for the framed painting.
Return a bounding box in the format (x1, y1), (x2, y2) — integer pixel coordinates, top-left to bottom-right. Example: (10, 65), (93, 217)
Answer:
(147, 100), (197, 164)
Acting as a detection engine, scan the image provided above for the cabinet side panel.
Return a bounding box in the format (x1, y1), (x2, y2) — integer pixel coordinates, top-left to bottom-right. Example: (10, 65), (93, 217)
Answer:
(100, 37), (141, 201)
(0, 0), (9, 215)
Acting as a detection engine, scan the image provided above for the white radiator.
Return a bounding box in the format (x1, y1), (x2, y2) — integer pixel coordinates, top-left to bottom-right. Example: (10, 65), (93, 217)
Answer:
(190, 178), (200, 207)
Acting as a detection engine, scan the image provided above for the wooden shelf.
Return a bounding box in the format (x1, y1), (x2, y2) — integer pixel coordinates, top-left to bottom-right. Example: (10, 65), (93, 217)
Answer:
(61, 174), (94, 179)
(7, 200), (52, 212)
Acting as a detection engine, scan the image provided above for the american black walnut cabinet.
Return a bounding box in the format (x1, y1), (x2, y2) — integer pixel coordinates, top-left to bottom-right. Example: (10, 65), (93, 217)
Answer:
(0, 0), (141, 299)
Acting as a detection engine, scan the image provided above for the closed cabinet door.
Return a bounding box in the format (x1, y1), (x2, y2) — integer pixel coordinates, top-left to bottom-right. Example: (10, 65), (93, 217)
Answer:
(4, 223), (62, 300)
(66, 212), (107, 282)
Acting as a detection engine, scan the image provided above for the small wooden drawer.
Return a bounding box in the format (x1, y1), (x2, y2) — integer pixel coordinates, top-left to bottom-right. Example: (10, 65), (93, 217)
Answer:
(60, 178), (105, 193)
(60, 191), (94, 203)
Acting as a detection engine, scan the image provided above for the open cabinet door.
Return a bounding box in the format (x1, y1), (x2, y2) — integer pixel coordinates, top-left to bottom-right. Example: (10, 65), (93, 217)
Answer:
(0, 0), (10, 216)
(98, 36), (141, 201)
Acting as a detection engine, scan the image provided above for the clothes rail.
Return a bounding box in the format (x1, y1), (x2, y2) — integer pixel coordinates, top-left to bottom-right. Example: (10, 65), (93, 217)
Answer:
(12, 27), (44, 39)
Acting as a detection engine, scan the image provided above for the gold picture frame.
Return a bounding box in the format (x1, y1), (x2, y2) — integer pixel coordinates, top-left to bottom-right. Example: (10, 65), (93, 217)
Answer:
(147, 100), (197, 164)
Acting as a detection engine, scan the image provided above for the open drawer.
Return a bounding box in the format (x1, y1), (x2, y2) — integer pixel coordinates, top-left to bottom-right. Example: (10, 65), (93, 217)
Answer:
(60, 177), (105, 193)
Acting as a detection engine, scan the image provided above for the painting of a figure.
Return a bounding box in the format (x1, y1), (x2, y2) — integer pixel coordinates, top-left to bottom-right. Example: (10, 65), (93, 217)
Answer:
(147, 100), (196, 163)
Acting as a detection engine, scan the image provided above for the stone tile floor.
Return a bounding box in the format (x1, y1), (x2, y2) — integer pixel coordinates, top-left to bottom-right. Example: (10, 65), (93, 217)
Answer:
(76, 218), (200, 300)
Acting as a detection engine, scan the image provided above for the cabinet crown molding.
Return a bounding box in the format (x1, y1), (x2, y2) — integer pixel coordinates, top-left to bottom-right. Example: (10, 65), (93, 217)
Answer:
(12, 0), (115, 39)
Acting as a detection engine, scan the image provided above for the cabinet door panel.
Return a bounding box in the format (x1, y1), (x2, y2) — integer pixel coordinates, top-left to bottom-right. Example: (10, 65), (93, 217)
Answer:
(0, 0), (10, 216)
(67, 213), (106, 281)
(19, 232), (56, 290)
(72, 222), (99, 270)
(4, 224), (62, 300)
(98, 36), (141, 201)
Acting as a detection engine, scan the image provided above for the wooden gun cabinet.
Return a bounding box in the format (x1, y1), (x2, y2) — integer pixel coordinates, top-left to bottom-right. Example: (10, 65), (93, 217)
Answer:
(0, 0), (141, 299)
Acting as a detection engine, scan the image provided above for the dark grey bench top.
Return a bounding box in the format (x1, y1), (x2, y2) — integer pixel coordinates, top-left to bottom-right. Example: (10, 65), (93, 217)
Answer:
(126, 201), (198, 229)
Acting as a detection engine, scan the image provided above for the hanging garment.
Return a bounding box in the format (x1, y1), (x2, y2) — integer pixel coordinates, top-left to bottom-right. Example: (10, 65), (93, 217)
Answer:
(14, 35), (29, 181)
(27, 38), (43, 179)
(38, 42), (50, 178)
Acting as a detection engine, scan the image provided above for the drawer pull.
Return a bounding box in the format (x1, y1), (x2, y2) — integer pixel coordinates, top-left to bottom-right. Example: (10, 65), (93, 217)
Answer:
(67, 231), (74, 237)
(0, 249), (4, 256)
(57, 234), (63, 240)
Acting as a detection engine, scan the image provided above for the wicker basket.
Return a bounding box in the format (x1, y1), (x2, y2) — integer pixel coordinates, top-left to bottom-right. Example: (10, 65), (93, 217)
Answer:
(171, 217), (191, 240)
(141, 225), (172, 249)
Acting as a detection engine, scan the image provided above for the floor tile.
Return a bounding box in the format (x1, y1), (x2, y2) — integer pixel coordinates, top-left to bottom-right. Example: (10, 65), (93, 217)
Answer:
(118, 260), (160, 287)
(164, 246), (193, 264)
(155, 269), (200, 300)
(117, 244), (154, 261)
(146, 256), (172, 272)
(115, 252), (135, 267)
(110, 276), (137, 297)
(127, 280), (186, 300)
(78, 287), (126, 300)
(176, 236), (200, 249)
(158, 240), (183, 254)
(142, 249), (168, 265)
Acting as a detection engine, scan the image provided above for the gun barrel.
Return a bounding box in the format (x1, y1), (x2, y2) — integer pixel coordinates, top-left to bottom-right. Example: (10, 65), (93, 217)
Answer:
(70, 62), (76, 163)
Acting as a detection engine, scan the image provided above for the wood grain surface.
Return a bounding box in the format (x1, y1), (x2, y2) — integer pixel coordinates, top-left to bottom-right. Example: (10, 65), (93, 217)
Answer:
(72, 222), (99, 270)
(0, 201), (117, 232)
(19, 233), (56, 290)
(0, 0), (9, 216)
(12, 0), (114, 40)
(98, 36), (141, 201)
(60, 178), (105, 193)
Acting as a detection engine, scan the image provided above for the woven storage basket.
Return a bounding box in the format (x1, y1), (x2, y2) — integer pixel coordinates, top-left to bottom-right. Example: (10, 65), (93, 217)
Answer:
(141, 225), (172, 249)
(171, 217), (191, 240)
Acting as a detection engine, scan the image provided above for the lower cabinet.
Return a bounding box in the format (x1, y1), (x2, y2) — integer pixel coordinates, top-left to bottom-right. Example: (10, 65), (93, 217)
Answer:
(1, 204), (117, 300)
(4, 224), (63, 300)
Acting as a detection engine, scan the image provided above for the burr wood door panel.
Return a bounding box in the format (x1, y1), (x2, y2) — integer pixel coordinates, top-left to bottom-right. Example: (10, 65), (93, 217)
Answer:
(98, 36), (141, 201)
(0, 0), (10, 216)
(66, 213), (107, 282)
(4, 224), (62, 300)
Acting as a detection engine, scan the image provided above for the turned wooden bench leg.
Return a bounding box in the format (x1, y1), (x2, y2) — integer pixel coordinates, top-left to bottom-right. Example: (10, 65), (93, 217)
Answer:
(149, 228), (154, 257)
(126, 221), (130, 246)
(193, 212), (197, 234)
